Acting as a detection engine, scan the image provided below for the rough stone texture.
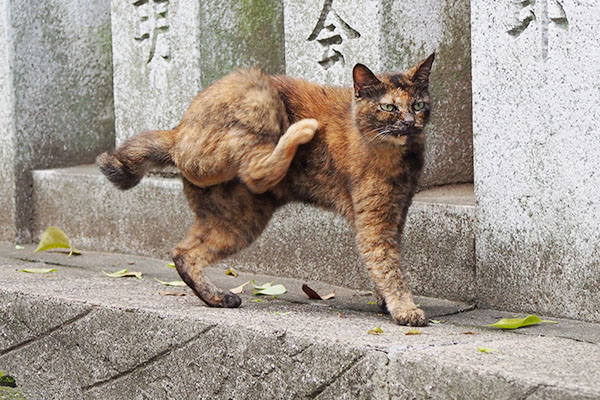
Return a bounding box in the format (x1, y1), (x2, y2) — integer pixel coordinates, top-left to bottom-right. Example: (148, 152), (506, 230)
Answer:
(472, 1), (600, 322)
(0, 1), (16, 242)
(0, 0), (114, 242)
(112, 0), (285, 145)
(0, 245), (599, 399)
(283, 0), (473, 187)
(32, 166), (475, 301)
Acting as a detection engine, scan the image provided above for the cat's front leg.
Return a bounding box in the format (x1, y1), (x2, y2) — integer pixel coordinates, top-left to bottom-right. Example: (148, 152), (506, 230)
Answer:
(353, 205), (427, 326)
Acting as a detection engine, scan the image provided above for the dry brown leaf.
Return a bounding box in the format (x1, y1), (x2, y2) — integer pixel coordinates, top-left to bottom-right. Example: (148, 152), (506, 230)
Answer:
(159, 291), (186, 297)
(230, 280), (250, 294)
(302, 284), (336, 300)
(302, 283), (322, 300)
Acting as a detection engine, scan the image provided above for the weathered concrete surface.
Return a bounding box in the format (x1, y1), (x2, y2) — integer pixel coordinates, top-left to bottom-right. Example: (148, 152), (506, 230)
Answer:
(112, 0), (285, 145)
(284, 0), (473, 188)
(0, 0), (114, 242)
(0, 244), (599, 399)
(472, 1), (600, 322)
(32, 165), (476, 301)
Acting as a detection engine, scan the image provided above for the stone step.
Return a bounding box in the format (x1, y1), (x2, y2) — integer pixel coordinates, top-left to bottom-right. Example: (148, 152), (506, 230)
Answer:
(1, 244), (598, 399)
(32, 165), (475, 302)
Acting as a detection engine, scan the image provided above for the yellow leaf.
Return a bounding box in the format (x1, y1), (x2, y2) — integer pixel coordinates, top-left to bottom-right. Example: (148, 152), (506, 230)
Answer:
(154, 278), (186, 287)
(405, 329), (422, 335)
(488, 315), (558, 330)
(225, 267), (239, 277)
(35, 227), (81, 257)
(102, 268), (143, 279)
(19, 268), (56, 274)
(367, 326), (385, 335)
(166, 262), (176, 269)
(477, 347), (499, 354)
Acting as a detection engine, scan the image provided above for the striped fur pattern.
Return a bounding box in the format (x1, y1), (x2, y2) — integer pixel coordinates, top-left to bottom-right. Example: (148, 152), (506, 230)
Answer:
(97, 54), (435, 326)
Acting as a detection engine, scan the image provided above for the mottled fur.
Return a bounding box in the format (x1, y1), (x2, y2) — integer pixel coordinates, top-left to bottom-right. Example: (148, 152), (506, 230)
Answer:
(97, 55), (435, 326)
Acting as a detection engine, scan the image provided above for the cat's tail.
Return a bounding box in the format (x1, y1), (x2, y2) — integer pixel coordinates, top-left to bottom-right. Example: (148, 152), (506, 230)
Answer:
(97, 130), (176, 190)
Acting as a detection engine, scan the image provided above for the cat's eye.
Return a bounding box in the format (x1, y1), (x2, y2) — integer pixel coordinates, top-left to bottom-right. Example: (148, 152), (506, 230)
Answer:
(413, 102), (425, 111)
(379, 103), (395, 112)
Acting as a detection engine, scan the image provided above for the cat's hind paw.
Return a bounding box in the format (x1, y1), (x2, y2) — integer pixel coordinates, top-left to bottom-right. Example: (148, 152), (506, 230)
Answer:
(286, 118), (319, 145)
(392, 307), (427, 327)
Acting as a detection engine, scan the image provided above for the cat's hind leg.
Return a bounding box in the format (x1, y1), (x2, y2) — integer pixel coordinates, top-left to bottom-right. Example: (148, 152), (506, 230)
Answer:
(239, 118), (318, 194)
(172, 180), (276, 308)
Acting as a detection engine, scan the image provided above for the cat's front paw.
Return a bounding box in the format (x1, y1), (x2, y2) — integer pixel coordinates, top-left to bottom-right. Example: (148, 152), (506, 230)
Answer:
(392, 307), (427, 327)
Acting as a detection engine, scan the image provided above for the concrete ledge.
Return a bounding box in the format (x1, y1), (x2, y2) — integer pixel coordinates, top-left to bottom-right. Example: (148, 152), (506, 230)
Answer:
(31, 165), (475, 301)
(1, 244), (599, 399)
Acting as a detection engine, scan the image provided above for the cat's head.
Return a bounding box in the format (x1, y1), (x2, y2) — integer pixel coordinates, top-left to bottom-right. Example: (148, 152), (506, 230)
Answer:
(352, 54), (435, 146)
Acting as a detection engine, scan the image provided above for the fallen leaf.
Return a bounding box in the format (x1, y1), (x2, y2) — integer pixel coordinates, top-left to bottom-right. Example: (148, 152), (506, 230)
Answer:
(230, 280), (250, 294)
(35, 227), (81, 257)
(252, 281), (286, 296)
(477, 347), (499, 354)
(429, 319), (443, 324)
(302, 283), (321, 299)
(167, 262), (176, 269)
(0, 371), (16, 388)
(14, 245), (24, 250)
(251, 280), (273, 290)
(337, 312), (346, 318)
(19, 268), (56, 274)
(272, 311), (292, 316)
(302, 283), (336, 300)
(462, 331), (476, 335)
(252, 299), (263, 303)
(255, 285), (286, 296)
(367, 326), (385, 335)
(225, 267), (239, 278)
(488, 315), (558, 330)
(367, 301), (377, 305)
(102, 268), (143, 279)
(154, 278), (186, 287)
(159, 290), (186, 296)
(405, 329), (422, 335)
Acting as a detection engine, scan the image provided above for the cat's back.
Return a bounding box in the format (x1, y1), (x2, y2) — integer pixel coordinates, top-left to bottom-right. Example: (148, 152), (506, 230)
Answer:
(177, 68), (289, 140)
(269, 75), (352, 125)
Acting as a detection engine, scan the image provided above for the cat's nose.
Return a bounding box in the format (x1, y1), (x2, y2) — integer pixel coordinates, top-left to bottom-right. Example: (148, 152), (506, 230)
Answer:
(402, 115), (415, 127)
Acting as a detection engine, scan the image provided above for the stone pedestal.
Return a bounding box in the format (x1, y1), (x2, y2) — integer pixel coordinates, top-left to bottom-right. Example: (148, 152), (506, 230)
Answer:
(0, 0), (114, 242)
(112, 0), (285, 145)
(472, 0), (600, 320)
(284, 0), (473, 187)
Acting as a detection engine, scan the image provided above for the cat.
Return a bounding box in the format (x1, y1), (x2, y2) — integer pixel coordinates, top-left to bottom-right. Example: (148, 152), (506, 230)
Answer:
(97, 53), (435, 326)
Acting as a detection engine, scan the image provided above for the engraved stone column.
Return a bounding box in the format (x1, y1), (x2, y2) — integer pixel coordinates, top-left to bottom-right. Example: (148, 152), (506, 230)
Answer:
(472, 0), (600, 320)
(0, 0), (114, 241)
(112, 0), (285, 145)
(284, 0), (473, 187)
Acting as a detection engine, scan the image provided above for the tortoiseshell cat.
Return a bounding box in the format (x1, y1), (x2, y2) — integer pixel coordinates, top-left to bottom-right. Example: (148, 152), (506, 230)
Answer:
(98, 54), (435, 326)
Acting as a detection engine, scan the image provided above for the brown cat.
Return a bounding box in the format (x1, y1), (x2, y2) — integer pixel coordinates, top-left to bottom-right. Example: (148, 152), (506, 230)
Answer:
(97, 54), (435, 326)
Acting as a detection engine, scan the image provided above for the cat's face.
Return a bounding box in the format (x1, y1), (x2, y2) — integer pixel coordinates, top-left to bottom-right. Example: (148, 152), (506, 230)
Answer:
(352, 54), (434, 146)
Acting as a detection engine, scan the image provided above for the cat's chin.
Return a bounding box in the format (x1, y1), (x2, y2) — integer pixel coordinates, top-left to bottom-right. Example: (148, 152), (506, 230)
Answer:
(380, 131), (422, 146)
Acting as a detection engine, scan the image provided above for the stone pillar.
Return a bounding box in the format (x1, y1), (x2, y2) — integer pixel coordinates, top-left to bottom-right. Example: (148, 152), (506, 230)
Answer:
(111, 0), (285, 145)
(0, 0), (114, 242)
(284, 0), (473, 187)
(472, 0), (600, 320)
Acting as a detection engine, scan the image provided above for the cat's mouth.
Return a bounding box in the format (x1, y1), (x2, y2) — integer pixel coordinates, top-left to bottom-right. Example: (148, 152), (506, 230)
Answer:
(382, 127), (421, 139)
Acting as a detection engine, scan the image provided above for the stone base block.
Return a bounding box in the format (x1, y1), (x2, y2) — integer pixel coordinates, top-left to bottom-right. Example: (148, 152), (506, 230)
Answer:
(32, 165), (475, 300)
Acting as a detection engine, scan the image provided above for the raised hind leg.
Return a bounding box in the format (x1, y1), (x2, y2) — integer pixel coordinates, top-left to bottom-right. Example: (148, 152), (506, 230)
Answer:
(239, 118), (318, 193)
(172, 180), (276, 307)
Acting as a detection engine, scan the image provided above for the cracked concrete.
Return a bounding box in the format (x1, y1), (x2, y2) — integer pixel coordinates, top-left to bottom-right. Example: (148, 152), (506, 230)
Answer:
(0, 243), (599, 399)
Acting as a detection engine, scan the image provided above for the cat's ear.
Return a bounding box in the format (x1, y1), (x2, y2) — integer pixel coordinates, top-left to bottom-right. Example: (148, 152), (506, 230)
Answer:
(353, 64), (382, 98)
(407, 53), (435, 86)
